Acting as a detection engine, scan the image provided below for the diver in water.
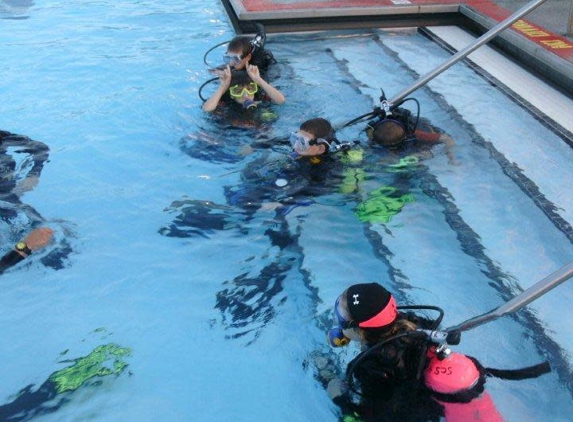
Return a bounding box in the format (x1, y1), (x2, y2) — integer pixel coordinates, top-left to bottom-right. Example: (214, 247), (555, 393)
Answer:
(343, 93), (457, 166)
(202, 65), (285, 113)
(225, 117), (360, 217)
(160, 118), (361, 341)
(200, 23), (278, 107)
(325, 282), (551, 422)
(1, 130), (72, 273)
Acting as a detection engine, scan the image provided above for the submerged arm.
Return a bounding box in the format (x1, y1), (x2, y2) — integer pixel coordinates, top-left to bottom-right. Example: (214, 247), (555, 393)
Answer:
(438, 133), (457, 166)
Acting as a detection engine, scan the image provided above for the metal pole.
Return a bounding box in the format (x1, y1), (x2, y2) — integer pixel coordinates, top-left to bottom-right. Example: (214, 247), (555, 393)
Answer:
(447, 261), (573, 332)
(389, 0), (549, 105)
(565, 0), (573, 37)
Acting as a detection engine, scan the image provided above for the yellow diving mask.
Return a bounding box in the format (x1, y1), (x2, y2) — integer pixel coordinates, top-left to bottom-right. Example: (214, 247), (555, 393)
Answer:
(229, 82), (258, 98)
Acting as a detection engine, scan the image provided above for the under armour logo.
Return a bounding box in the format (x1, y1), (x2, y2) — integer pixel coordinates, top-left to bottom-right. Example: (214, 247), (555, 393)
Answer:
(353, 294), (360, 305)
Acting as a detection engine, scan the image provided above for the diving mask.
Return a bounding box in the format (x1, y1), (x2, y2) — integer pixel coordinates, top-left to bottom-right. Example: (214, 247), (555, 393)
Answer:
(229, 82), (258, 98)
(223, 53), (244, 65)
(328, 296), (353, 347)
(289, 131), (328, 155)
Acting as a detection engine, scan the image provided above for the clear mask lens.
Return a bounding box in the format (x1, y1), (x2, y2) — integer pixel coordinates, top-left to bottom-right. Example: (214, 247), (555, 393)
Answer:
(223, 53), (243, 65)
(289, 132), (313, 153)
(334, 296), (352, 329)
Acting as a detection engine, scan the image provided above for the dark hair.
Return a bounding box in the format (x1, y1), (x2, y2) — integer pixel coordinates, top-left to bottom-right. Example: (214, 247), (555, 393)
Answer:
(227, 36), (252, 57)
(369, 119), (406, 147)
(361, 317), (418, 345)
(300, 118), (334, 140)
(230, 70), (253, 87)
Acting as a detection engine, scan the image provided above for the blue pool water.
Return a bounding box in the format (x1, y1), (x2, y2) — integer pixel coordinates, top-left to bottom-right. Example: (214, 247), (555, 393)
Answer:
(1, 0), (573, 421)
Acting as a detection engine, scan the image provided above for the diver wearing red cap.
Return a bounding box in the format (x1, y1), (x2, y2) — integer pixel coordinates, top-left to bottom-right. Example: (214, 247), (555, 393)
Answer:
(326, 282), (550, 422)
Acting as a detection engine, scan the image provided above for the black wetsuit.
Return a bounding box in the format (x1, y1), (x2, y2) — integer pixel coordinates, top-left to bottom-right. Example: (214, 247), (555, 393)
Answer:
(250, 45), (275, 74)
(339, 313), (443, 422)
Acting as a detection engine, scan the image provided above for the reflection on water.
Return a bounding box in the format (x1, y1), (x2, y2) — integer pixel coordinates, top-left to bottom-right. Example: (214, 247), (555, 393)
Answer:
(0, 0), (34, 19)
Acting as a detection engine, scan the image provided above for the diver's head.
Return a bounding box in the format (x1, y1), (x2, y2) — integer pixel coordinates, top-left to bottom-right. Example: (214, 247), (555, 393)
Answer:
(366, 118), (407, 148)
(328, 282), (398, 347)
(228, 71), (258, 108)
(290, 118), (337, 157)
(224, 36), (252, 70)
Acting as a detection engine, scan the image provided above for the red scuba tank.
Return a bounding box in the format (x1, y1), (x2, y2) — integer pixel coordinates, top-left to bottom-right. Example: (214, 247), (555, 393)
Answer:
(424, 351), (504, 422)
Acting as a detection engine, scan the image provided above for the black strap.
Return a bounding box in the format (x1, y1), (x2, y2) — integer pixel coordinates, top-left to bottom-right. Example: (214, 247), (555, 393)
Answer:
(484, 361), (551, 380)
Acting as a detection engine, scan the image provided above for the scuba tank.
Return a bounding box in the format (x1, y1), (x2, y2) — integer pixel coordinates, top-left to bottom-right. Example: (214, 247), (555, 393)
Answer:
(248, 23), (275, 71)
(340, 88), (421, 147)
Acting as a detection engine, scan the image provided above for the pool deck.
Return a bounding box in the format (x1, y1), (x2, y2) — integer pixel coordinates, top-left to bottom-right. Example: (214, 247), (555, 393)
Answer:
(223, 0), (573, 97)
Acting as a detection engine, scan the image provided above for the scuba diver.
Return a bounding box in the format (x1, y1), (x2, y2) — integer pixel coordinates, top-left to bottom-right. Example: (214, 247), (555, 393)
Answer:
(199, 23), (277, 107)
(224, 118), (360, 218)
(160, 118), (361, 342)
(325, 282), (551, 422)
(1, 130), (72, 274)
(201, 65), (285, 113)
(342, 90), (457, 166)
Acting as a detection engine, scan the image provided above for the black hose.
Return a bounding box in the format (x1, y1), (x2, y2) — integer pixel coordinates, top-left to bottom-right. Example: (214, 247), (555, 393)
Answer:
(339, 109), (382, 129)
(345, 305), (444, 397)
(198, 77), (219, 102)
(391, 97), (420, 133)
(203, 40), (232, 68)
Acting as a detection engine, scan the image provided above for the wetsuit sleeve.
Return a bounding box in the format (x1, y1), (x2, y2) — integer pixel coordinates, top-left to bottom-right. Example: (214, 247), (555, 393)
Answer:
(0, 250), (25, 275)
(0, 132), (50, 177)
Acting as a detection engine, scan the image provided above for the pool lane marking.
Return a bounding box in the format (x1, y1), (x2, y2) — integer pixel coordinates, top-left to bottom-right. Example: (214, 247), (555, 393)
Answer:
(374, 31), (573, 247)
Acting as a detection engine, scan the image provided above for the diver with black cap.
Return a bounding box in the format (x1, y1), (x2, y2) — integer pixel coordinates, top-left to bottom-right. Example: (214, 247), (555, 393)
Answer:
(342, 90), (457, 166)
(325, 282), (551, 422)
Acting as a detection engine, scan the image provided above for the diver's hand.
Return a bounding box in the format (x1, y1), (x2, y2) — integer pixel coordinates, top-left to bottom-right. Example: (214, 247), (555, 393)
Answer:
(219, 65), (232, 89)
(13, 175), (39, 196)
(327, 378), (348, 400)
(246, 63), (262, 83)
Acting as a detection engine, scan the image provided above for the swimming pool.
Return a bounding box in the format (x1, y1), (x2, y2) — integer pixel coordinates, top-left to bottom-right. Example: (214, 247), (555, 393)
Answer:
(1, 0), (572, 421)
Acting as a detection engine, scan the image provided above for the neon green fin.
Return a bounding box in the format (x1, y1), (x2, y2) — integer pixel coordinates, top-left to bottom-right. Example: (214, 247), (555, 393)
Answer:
(48, 343), (131, 394)
(355, 186), (415, 223)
